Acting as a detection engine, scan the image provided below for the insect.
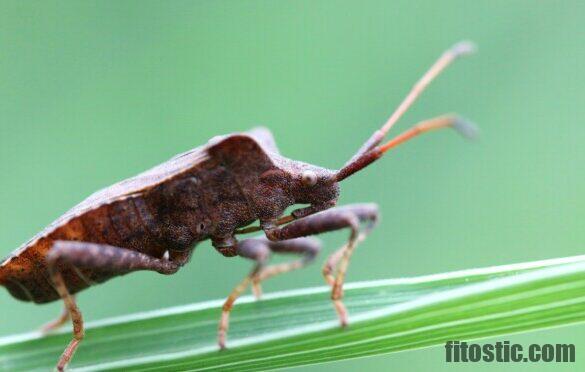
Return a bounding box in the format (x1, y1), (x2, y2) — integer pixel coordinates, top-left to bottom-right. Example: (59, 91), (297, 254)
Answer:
(0, 41), (477, 371)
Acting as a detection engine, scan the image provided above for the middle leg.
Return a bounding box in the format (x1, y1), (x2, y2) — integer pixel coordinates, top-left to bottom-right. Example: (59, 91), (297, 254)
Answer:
(218, 236), (321, 349)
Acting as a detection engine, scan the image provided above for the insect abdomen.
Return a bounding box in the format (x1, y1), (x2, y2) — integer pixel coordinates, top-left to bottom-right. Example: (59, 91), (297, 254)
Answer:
(0, 197), (167, 303)
(0, 237), (60, 303)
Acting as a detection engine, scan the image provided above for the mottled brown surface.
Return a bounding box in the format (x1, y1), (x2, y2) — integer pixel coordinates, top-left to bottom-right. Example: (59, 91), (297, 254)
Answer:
(0, 127), (337, 304)
(0, 43), (475, 372)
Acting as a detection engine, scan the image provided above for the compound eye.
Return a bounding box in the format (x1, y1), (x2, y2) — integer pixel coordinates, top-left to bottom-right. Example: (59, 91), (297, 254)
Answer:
(301, 170), (318, 186)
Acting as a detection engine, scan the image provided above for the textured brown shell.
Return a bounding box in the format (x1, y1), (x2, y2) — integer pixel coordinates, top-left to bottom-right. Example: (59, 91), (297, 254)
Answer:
(3, 144), (210, 260)
(0, 128), (279, 303)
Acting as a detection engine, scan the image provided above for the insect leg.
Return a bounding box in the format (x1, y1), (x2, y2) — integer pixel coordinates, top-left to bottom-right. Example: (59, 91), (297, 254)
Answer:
(46, 241), (188, 371)
(263, 203), (379, 326)
(46, 266), (83, 372)
(40, 299), (71, 334)
(216, 236), (320, 349)
(251, 237), (321, 299)
(322, 221), (375, 287)
(217, 237), (268, 350)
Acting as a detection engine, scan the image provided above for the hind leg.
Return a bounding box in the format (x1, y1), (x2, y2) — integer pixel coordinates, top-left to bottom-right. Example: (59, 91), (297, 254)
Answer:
(48, 270), (84, 372)
(46, 240), (189, 371)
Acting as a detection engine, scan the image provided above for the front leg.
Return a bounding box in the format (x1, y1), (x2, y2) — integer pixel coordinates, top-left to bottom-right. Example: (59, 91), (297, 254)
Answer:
(263, 203), (379, 326)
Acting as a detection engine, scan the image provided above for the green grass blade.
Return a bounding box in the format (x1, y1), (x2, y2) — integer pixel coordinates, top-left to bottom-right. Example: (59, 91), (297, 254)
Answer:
(1, 255), (585, 371)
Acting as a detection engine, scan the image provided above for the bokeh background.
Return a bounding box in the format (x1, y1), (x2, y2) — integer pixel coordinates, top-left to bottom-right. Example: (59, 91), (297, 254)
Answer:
(1, 1), (584, 371)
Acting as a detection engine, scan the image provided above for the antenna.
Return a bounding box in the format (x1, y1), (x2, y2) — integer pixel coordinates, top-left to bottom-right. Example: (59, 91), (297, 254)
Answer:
(345, 41), (476, 167)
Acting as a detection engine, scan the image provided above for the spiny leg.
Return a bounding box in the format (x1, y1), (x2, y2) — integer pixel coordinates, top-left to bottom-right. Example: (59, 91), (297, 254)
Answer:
(217, 236), (321, 349)
(47, 241), (189, 371)
(263, 203), (379, 326)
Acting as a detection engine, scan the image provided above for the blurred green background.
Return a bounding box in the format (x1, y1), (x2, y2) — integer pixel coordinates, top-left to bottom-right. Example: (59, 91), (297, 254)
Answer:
(1, 1), (584, 370)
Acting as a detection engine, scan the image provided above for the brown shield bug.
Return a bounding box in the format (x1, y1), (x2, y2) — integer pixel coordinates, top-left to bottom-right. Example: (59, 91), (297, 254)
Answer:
(0, 41), (477, 370)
